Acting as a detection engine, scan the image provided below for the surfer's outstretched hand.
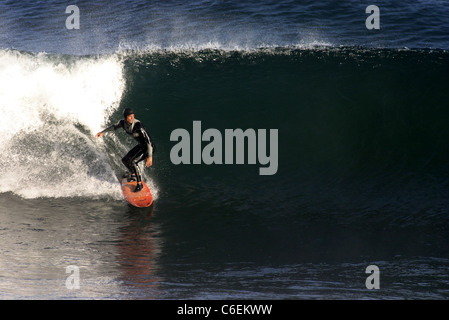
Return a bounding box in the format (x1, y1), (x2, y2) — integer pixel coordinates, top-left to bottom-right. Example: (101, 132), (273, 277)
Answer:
(95, 132), (103, 139)
(145, 157), (152, 167)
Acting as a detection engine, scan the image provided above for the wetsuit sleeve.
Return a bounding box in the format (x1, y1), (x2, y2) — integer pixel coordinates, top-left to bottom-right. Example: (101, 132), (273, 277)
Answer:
(101, 120), (123, 133)
(136, 122), (154, 157)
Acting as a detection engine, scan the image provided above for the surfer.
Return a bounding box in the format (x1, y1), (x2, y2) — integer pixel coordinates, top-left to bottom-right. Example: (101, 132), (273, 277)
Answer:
(95, 108), (154, 192)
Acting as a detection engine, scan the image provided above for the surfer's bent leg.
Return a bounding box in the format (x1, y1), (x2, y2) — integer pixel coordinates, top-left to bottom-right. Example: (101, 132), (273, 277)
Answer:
(122, 145), (141, 175)
(122, 145), (146, 183)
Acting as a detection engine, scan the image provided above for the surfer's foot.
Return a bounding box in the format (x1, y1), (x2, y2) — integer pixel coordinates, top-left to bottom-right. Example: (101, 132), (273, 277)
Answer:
(123, 172), (137, 182)
(134, 182), (143, 192)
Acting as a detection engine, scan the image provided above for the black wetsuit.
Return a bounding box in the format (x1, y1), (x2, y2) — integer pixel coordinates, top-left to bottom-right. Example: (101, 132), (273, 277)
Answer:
(102, 118), (154, 184)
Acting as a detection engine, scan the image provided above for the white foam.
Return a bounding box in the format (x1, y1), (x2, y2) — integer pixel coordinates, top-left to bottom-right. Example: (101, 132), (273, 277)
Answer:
(117, 37), (334, 55)
(0, 50), (127, 200)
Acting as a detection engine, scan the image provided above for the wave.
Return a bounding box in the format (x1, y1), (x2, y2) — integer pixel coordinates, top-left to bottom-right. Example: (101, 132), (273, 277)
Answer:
(117, 45), (449, 225)
(1, 45), (448, 224)
(0, 49), (129, 199)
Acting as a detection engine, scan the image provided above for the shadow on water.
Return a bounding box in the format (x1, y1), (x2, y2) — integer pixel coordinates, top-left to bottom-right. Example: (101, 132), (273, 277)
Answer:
(115, 203), (165, 299)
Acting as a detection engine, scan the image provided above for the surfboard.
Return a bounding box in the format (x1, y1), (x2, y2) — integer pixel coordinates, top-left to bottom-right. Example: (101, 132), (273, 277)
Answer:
(120, 178), (153, 207)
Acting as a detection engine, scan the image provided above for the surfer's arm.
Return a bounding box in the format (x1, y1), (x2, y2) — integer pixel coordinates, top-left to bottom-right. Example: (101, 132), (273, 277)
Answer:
(95, 120), (123, 138)
(136, 122), (154, 165)
(143, 130), (154, 158)
(144, 142), (153, 167)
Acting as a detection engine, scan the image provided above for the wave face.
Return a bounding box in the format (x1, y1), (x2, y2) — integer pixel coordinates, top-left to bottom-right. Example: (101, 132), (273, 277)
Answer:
(119, 47), (449, 233)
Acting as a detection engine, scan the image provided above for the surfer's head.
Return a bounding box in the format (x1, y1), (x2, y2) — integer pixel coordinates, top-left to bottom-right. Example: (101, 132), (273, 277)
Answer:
(123, 108), (134, 124)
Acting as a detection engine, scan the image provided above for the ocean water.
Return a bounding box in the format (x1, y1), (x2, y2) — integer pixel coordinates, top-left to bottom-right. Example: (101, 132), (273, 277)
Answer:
(0, 0), (449, 300)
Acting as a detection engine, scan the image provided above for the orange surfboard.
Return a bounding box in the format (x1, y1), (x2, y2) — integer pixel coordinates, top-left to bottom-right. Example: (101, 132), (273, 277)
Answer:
(121, 178), (153, 207)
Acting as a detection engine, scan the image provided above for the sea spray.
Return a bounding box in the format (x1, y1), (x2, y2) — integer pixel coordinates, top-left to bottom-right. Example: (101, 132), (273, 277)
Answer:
(0, 50), (126, 199)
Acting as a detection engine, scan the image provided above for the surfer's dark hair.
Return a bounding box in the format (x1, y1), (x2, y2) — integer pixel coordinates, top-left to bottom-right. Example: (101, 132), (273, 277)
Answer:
(123, 108), (134, 118)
